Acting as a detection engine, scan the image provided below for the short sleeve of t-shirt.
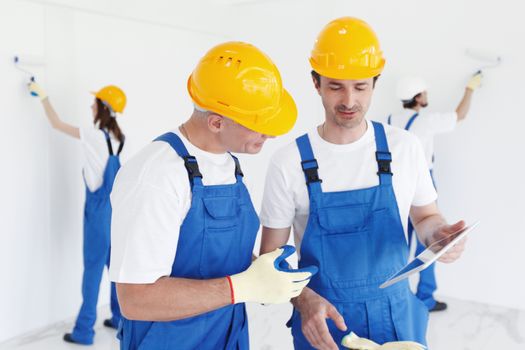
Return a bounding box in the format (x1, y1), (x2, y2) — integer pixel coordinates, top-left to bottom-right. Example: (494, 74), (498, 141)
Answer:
(109, 130), (237, 284)
(109, 141), (190, 283)
(260, 155), (299, 229)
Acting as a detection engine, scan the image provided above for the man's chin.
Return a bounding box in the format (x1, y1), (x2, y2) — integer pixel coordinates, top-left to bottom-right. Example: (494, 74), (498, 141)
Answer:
(246, 143), (265, 154)
(335, 115), (365, 129)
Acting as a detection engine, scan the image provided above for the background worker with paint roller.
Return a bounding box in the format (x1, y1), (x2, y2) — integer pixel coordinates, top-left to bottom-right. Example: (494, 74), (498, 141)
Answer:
(386, 72), (482, 313)
(28, 82), (125, 345)
(109, 41), (317, 349)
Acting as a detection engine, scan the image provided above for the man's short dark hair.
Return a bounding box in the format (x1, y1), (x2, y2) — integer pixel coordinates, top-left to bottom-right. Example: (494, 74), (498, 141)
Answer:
(311, 70), (379, 88)
(402, 93), (421, 109)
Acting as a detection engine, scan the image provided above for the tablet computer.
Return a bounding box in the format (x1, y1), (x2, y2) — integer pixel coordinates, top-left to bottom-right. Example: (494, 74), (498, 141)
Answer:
(379, 221), (480, 289)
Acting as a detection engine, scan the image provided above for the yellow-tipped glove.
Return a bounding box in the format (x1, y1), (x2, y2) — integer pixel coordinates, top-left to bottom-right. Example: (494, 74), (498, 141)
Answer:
(227, 245), (318, 304)
(342, 332), (380, 349)
(28, 82), (48, 100)
(466, 71), (483, 90)
(341, 332), (426, 350)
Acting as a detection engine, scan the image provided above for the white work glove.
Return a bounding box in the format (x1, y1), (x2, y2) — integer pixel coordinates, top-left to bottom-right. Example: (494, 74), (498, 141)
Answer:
(28, 82), (48, 100)
(341, 332), (426, 350)
(227, 245), (318, 304)
(466, 71), (483, 91)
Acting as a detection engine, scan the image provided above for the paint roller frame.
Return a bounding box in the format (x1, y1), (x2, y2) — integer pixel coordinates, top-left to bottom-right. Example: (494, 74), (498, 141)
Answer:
(13, 54), (45, 96)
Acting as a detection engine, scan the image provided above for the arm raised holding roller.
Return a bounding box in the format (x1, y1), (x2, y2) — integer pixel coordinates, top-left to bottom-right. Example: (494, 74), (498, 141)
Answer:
(455, 71), (483, 121)
(28, 82), (80, 139)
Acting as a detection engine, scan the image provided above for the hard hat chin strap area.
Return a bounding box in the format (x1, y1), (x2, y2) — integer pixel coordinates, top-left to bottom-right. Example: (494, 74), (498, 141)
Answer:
(101, 100), (117, 118)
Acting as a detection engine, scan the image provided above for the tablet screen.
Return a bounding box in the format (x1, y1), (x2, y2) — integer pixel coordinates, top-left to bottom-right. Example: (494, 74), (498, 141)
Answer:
(380, 221), (479, 289)
(418, 221), (479, 262)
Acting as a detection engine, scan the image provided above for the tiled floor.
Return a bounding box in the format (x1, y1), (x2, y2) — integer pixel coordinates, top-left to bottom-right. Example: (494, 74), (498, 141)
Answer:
(0, 317), (118, 350)
(2, 297), (524, 349)
(425, 298), (525, 350)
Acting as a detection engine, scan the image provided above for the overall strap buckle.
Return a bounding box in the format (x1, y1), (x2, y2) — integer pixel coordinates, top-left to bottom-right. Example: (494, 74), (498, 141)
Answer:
(301, 159), (322, 184)
(376, 151), (392, 175)
(183, 156), (202, 179)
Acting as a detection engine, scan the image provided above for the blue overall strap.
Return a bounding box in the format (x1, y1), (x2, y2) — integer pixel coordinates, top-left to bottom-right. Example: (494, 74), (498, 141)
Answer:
(387, 114), (392, 125)
(404, 112), (419, 131)
(116, 135), (125, 156)
(295, 134), (322, 196)
(228, 153), (244, 182)
(372, 122), (393, 185)
(101, 129), (114, 156)
(102, 129), (125, 156)
(154, 132), (203, 187)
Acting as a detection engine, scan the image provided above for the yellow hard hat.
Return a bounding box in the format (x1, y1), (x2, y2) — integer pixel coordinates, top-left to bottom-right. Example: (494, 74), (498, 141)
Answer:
(310, 17), (385, 80)
(187, 41), (297, 136)
(91, 85), (126, 114)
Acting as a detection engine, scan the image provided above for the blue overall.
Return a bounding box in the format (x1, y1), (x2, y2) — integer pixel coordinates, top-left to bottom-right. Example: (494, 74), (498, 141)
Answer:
(289, 122), (428, 348)
(71, 130), (123, 344)
(388, 113), (438, 310)
(118, 132), (259, 350)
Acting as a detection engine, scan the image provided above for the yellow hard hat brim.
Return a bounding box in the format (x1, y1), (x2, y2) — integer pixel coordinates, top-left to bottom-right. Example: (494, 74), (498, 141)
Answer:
(310, 58), (385, 80)
(235, 88), (298, 137)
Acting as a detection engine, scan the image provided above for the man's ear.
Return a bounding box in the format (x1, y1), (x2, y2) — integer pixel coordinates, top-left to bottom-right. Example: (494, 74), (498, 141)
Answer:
(207, 113), (224, 133)
(312, 75), (321, 91)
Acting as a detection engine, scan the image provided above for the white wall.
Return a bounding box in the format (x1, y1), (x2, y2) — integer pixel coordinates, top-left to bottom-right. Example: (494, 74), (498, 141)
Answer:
(1, 0), (523, 344)
(0, 0), (52, 341)
(0, 0), (228, 343)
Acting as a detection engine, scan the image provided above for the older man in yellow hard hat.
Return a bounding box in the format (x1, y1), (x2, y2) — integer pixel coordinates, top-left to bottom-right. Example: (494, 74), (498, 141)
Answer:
(109, 42), (318, 349)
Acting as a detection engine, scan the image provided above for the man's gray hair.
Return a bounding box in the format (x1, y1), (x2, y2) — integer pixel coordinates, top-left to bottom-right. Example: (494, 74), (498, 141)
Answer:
(193, 103), (208, 113)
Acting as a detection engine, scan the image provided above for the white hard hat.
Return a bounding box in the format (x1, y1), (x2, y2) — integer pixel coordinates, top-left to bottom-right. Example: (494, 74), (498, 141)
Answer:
(396, 77), (428, 101)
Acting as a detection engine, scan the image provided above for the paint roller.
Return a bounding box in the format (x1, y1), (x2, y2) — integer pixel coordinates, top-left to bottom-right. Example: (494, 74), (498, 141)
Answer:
(465, 48), (502, 74)
(13, 54), (45, 96)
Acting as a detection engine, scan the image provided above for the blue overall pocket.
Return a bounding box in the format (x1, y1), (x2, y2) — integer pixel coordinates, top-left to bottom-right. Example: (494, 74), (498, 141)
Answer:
(201, 197), (241, 278)
(390, 290), (429, 345)
(137, 317), (206, 350)
(318, 204), (371, 283)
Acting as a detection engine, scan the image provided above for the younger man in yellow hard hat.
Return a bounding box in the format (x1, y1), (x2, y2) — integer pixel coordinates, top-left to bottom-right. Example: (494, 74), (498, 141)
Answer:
(259, 17), (468, 349)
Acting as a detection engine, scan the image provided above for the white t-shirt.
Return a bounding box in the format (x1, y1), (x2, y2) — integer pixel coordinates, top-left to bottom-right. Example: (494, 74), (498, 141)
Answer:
(80, 127), (123, 192)
(109, 129), (239, 284)
(259, 119), (437, 256)
(388, 109), (457, 169)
